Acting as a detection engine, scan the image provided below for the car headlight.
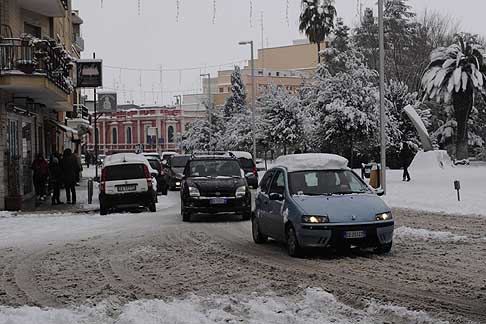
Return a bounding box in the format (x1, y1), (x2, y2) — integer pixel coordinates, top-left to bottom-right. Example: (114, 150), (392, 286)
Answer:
(235, 186), (246, 198)
(376, 212), (393, 221)
(189, 186), (200, 197)
(302, 215), (329, 224)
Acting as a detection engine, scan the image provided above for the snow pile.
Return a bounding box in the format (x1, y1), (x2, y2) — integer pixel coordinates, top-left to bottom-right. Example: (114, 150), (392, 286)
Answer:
(0, 288), (451, 324)
(274, 153), (349, 172)
(409, 150), (452, 171)
(384, 164), (486, 216)
(394, 227), (469, 243)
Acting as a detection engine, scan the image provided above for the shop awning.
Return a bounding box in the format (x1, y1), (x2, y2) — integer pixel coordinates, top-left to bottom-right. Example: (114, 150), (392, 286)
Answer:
(47, 119), (79, 137)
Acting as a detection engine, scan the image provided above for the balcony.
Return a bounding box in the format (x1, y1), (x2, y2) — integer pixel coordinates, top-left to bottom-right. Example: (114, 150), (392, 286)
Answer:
(17, 0), (68, 17)
(0, 38), (74, 111)
(73, 34), (84, 52)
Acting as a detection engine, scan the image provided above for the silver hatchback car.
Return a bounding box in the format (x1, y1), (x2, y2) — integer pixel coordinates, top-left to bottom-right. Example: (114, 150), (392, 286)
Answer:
(252, 154), (394, 257)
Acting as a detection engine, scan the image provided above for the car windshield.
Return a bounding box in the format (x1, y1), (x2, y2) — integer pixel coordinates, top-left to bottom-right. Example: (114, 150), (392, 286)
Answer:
(238, 158), (254, 169)
(288, 170), (370, 196)
(171, 156), (190, 168)
(148, 159), (161, 172)
(105, 164), (146, 181)
(188, 160), (241, 178)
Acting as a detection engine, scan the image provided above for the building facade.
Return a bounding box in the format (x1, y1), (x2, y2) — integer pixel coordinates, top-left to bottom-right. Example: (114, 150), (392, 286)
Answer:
(0, 0), (83, 210)
(204, 40), (322, 108)
(86, 105), (183, 155)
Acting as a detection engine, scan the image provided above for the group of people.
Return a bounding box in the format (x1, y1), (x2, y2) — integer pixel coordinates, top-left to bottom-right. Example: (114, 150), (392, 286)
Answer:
(31, 149), (82, 206)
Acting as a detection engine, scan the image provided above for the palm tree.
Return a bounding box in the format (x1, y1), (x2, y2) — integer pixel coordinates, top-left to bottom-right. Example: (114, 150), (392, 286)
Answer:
(421, 33), (486, 159)
(299, 0), (336, 63)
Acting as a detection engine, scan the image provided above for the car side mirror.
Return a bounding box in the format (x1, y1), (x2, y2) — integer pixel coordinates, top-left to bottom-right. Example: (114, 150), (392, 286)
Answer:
(374, 188), (385, 196)
(245, 172), (256, 179)
(269, 193), (284, 201)
(151, 171), (159, 177)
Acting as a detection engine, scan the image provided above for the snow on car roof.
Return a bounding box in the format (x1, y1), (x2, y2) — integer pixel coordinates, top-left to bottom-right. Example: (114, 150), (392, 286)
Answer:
(274, 154), (349, 172)
(229, 151), (253, 159)
(104, 153), (149, 166)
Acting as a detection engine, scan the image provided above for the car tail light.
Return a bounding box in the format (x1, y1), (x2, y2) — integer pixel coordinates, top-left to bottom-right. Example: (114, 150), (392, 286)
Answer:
(100, 168), (106, 192)
(143, 165), (153, 189)
(253, 166), (257, 176)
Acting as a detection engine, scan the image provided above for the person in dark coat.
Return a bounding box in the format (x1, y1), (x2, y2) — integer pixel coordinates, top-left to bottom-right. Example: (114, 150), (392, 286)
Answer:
(60, 148), (81, 204)
(85, 152), (91, 169)
(31, 154), (49, 201)
(49, 153), (63, 205)
(399, 142), (414, 182)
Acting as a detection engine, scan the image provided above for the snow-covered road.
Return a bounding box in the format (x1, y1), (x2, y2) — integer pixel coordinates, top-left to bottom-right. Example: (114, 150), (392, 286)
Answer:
(0, 194), (485, 323)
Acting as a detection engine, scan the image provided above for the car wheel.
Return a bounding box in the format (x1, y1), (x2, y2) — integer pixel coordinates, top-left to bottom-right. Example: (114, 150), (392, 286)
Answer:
(149, 202), (156, 212)
(181, 202), (191, 222)
(375, 241), (393, 254)
(242, 208), (252, 221)
(100, 204), (108, 216)
(252, 216), (268, 244)
(286, 225), (303, 258)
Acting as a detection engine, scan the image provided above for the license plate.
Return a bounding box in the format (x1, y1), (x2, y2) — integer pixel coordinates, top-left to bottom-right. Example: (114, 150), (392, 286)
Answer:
(117, 185), (137, 192)
(344, 230), (366, 239)
(210, 197), (226, 205)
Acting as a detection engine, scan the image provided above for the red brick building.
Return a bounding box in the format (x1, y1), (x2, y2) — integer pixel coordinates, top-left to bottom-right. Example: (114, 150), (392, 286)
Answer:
(87, 105), (182, 155)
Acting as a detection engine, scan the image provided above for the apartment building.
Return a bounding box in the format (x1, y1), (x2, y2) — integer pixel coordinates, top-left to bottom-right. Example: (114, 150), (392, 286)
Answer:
(204, 40), (322, 108)
(0, 0), (84, 210)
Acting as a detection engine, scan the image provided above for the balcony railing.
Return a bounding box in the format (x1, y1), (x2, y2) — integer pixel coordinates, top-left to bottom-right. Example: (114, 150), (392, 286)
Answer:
(0, 38), (73, 94)
(60, 0), (68, 10)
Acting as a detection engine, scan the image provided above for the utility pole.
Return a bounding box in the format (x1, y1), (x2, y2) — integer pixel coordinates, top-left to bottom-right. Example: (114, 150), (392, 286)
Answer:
(239, 41), (257, 162)
(378, 0), (387, 193)
(93, 52), (99, 180)
(200, 73), (212, 150)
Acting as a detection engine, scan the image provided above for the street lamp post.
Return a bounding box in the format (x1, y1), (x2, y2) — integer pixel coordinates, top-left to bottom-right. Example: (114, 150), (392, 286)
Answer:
(378, 0), (387, 193)
(200, 73), (212, 150)
(239, 40), (257, 162)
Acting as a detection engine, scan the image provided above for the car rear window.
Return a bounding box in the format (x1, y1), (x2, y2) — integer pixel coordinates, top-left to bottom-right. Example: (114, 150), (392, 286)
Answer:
(238, 158), (255, 169)
(105, 164), (146, 181)
(171, 156), (190, 168)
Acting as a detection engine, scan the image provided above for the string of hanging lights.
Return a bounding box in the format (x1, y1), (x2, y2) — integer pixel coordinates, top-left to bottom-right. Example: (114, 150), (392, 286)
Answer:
(97, 0), (292, 25)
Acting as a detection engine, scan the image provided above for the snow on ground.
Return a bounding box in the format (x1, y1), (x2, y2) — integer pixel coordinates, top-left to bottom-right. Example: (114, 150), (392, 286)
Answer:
(0, 288), (451, 324)
(394, 227), (469, 243)
(0, 196), (176, 248)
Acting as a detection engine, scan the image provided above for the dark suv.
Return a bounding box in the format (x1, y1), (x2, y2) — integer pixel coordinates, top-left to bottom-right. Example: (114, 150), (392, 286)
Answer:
(180, 155), (252, 222)
(168, 154), (191, 190)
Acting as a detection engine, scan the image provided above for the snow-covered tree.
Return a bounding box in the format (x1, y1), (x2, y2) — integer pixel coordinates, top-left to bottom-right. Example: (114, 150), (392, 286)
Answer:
(421, 33), (486, 159)
(299, 0), (336, 63)
(330, 17), (350, 53)
(180, 120), (212, 152)
(223, 66), (247, 118)
(259, 84), (303, 154)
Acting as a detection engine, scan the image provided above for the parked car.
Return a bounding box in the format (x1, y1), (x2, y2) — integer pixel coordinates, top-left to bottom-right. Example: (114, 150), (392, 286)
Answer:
(228, 151), (258, 189)
(168, 154), (191, 190)
(180, 155), (252, 222)
(99, 153), (158, 215)
(252, 153), (394, 257)
(143, 152), (161, 160)
(145, 156), (169, 195)
(161, 151), (177, 162)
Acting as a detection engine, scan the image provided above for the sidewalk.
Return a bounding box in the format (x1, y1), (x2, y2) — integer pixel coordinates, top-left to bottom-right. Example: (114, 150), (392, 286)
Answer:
(21, 168), (100, 214)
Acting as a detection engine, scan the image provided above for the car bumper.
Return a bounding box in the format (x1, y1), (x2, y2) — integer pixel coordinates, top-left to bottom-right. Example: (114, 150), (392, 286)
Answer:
(296, 221), (394, 248)
(184, 196), (251, 214)
(99, 190), (156, 208)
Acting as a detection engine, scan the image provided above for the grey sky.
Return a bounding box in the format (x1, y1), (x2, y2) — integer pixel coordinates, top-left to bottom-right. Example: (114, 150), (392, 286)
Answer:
(73, 0), (485, 105)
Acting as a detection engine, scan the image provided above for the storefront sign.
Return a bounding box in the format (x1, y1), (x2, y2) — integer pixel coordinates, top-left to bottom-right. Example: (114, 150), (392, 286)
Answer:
(76, 59), (103, 88)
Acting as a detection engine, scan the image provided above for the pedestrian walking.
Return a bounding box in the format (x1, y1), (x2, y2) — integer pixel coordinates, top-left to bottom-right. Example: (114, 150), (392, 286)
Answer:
(49, 153), (63, 205)
(31, 154), (49, 201)
(399, 141), (414, 182)
(85, 152), (91, 169)
(73, 150), (83, 186)
(60, 149), (81, 204)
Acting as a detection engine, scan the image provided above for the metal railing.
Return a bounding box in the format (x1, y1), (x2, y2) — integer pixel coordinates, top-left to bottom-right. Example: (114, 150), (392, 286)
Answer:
(0, 38), (73, 94)
(60, 0), (69, 10)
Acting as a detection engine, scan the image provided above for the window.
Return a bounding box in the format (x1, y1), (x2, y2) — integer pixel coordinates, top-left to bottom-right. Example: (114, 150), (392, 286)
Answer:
(276, 72), (280, 77)
(187, 160), (241, 178)
(95, 128), (99, 144)
(168, 125), (174, 143)
(259, 170), (274, 194)
(269, 171), (285, 195)
(105, 164), (145, 181)
(126, 127), (132, 144)
(219, 87), (224, 93)
(112, 128), (118, 144)
(24, 23), (41, 38)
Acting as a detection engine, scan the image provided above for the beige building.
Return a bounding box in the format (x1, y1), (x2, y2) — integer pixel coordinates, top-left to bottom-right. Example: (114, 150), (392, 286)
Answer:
(204, 40), (323, 108)
(0, 0), (84, 210)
